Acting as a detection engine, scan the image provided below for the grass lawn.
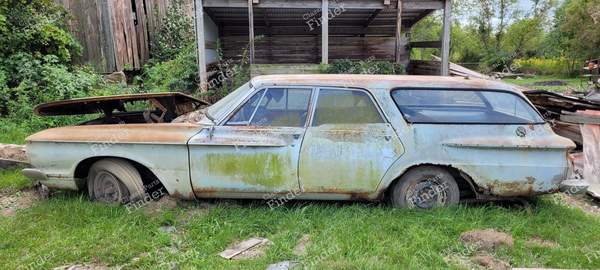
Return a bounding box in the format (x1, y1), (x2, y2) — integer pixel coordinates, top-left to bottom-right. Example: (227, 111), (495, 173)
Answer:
(1, 169), (600, 269)
(502, 75), (590, 93)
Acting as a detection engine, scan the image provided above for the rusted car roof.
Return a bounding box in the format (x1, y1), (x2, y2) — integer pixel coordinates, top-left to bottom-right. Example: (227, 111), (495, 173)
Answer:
(34, 92), (208, 116)
(250, 74), (517, 92)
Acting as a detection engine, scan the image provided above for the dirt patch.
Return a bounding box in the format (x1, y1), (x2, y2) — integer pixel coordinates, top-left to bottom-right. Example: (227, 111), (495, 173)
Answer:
(525, 236), (559, 249)
(293, 234), (311, 256)
(0, 188), (41, 217)
(460, 229), (514, 252)
(444, 254), (484, 270)
(532, 80), (568, 86)
(141, 196), (179, 216)
(559, 193), (600, 216)
(471, 255), (510, 270)
(0, 144), (27, 162)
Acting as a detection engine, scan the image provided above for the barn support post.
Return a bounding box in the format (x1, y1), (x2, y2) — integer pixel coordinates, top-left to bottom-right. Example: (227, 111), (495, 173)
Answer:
(441, 0), (452, 76)
(321, 0), (329, 65)
(395, 0), (402, 63)
(248, 0), (255, 64)
(194, 0), (208, 92)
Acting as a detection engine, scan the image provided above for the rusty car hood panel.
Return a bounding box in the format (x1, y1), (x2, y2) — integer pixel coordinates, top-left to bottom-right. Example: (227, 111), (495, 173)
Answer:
(34, 92), (209, 116)
(26, 123), (204, 144)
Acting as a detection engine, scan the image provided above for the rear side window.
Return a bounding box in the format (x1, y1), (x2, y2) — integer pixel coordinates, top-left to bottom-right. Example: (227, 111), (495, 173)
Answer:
(313, 89), (384, 126)
(391, 89), (544, 124)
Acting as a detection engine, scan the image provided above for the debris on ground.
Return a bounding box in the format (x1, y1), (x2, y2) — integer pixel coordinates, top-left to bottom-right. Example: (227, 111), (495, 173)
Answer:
(0, 188), (41, 217)
(219, 237), (271, 260)
(525, 236), (559, 249)
(471, 255), (510, 270)
(559, 193), (600, 216)
(159, 225), (176, 234)
(102, 71), (127, 85)
(293, 234), (311, 256)
(0, 144), (28, 162)
(460, 229), (514, 252)
(266, 260), (300, 270)
(532, 80), (568, 86)
(52, 263), (110, 270)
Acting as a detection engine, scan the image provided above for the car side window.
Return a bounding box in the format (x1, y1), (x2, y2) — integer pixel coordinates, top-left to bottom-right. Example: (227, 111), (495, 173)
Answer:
(312, 88), (384, 126)
(226, 89), (265, 126)
(226, 88), (312, 127)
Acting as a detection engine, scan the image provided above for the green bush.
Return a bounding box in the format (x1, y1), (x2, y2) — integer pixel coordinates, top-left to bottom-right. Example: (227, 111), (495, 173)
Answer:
(320, 58), (406, 75)
(143, 45), (199, 93)
(513, 57), (576, 76)
(142, 41), (251, 102)
(0, 0), (132, 143)
(149, 0), (194, 62)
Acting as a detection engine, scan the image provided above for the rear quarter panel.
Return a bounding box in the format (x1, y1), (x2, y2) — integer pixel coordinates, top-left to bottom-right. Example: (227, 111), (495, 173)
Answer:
(372, 89), (574, 197)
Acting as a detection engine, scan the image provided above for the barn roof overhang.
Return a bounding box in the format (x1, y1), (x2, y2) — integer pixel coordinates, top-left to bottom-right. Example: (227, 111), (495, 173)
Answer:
(203, 0), (440, 36)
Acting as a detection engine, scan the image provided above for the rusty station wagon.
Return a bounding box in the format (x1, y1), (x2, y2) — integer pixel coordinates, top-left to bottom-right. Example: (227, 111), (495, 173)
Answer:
(22, 75), (587, 209)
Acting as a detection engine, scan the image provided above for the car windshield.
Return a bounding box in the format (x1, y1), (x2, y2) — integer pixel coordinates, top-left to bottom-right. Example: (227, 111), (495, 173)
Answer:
(206, 82), (251, 122)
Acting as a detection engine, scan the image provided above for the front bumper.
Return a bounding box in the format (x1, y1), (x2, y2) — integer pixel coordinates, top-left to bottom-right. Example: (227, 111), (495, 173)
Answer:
(22, 168), (47, 181)
(559, 178), (589, 195)
(21, 169), (79, 190)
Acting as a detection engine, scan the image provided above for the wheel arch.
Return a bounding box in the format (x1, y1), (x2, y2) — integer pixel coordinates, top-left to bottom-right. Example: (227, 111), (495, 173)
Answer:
(74, 156), (168, 196)
(380, 163), (479, 201)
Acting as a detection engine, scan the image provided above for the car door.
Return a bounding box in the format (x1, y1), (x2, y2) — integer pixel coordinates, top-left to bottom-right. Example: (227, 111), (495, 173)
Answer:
(298, 88), (404, 194)
(188, 87), (313, 197)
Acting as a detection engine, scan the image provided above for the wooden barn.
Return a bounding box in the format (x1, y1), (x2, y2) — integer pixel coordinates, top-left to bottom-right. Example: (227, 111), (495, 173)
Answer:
(57, 0), (452, 88)
(196, 0), (452, 88)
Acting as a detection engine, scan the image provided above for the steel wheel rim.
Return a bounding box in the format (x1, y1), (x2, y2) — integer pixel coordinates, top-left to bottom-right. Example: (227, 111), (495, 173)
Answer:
(407, 177), (448, 209)
(93, 171), (123, 203)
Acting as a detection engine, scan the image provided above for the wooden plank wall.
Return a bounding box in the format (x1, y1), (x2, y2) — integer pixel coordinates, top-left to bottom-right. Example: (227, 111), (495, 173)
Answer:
(221, 36), (400, 64)
(55, 0), (112, 72)
(57, 0), (194, 73)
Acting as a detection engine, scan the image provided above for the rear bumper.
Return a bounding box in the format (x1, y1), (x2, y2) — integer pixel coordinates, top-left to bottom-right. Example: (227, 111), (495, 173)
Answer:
(559, 179), (589, 195)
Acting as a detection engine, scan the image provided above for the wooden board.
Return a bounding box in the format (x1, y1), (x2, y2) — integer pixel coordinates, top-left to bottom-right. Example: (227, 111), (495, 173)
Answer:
(579, 110), (600, 197)
(222, 35), (402, 64)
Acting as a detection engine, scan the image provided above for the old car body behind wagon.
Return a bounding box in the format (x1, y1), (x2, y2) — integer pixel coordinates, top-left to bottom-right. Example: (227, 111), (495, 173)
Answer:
(23, 75), (587, 209)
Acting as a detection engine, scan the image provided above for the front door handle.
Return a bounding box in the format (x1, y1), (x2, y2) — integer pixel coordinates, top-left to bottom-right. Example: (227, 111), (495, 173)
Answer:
(292, 134), (301, 140)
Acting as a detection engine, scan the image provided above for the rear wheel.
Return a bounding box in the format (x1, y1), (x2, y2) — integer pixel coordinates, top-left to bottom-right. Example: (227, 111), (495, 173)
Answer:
(87, 159), (146, 204)
(390, 166), (460, 209)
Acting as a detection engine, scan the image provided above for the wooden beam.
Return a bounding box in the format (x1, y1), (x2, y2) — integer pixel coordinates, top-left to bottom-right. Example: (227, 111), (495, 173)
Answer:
(364, 9), (382, 27)
(410, 40), (441, 48)
(407, 9), (435, 27)
(403, 0), (443, 10)
(395, 0), (402, 63)
(440, 0), (451, 76)
(248, 0), (255, 64)
(204, 0), (444, 9)
(194, 0), (208, 92)
(322, 0), (328, 64)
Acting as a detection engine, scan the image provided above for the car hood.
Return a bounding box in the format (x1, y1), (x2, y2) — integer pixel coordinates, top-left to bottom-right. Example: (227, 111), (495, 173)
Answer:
(34, 92), (209, 116)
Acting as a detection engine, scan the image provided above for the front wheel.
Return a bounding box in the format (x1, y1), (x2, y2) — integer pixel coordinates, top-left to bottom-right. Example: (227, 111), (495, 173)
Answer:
(390, 166), (460, 209)
(87, 159), (146, 204)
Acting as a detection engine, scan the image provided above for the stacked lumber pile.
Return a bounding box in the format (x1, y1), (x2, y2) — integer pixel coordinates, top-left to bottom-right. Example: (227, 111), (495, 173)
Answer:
(524, 90), (600, 198)
(409, 56), (490, 79)
(560, 110), (600, 197)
